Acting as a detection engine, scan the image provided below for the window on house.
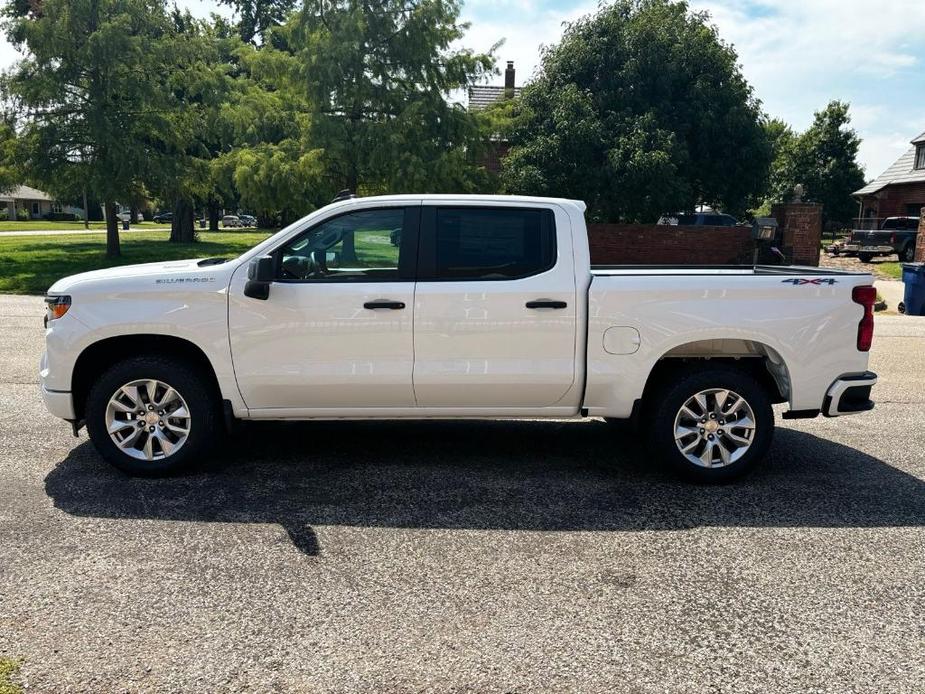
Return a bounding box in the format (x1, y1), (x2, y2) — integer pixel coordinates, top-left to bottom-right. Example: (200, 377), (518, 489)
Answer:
(31, 202), (40, 215)
(51, 203), (63, 214)
(916, 144), (925, 170)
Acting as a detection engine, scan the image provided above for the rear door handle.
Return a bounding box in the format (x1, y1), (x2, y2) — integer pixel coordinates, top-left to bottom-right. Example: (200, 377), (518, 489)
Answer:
(526, 300), (567, 309)
(364, 300), (406, 310)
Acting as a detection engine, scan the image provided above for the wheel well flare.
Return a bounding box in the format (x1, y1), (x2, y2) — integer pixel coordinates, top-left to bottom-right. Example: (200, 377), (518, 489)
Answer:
(71, 334), (220, 420)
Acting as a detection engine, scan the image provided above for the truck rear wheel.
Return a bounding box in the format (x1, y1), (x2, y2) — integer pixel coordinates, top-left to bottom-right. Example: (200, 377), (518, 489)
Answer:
(85, 356), (218, 476)
(648, 366), (774, 482)
(901, 244), (915, 263)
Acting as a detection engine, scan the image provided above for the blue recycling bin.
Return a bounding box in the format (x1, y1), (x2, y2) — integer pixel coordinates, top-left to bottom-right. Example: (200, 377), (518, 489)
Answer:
(901, 263), (925, 316)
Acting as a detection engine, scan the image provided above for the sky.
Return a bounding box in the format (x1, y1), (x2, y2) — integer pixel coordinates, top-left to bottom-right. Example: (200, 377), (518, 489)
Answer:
(2, 0), (923, 179)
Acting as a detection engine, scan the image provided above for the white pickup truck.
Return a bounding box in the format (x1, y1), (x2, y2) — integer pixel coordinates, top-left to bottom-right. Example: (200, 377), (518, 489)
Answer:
(41, 195), (878, 481)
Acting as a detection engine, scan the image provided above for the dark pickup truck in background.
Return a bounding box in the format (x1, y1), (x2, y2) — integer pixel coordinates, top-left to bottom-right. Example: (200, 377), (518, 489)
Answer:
(843, 217), (919, 263)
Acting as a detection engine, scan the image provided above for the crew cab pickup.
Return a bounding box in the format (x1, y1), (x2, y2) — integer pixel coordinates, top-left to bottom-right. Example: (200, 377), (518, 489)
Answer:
(41, 195), (879, 481)
(844, 216), (919, 263)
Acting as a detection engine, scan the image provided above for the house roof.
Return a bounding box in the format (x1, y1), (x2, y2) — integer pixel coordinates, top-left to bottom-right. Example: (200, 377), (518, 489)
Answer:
(467, 85), (522, 111)
(854, 141), (925, 196)
(0, 184), (53, 202)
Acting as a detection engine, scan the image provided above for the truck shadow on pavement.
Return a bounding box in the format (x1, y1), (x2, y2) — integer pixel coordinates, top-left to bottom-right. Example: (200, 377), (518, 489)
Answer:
(45, 419), (925, 556)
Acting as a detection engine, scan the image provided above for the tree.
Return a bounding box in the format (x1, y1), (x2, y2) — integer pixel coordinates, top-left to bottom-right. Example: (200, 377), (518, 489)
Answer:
(500, 0), (771, 222)
(765, 101), (866, 225)
(0, 117), (19, 195)
(3, 0), (187, 256)
(218, 0), (296, 44)
(152, 9), (236, 243)
(279, 0), (495, 194)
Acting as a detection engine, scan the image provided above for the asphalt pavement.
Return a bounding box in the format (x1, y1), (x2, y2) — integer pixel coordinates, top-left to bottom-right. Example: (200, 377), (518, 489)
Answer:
(2, 294), (925, 692)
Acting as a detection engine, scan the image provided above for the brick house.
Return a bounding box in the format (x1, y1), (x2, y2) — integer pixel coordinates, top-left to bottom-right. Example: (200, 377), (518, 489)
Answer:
(467, 61), (522, 174)
(854, 130), (925, 223)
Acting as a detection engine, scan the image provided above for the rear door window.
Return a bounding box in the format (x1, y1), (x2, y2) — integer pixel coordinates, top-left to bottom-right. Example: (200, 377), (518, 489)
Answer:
(420, 207), (556, 280)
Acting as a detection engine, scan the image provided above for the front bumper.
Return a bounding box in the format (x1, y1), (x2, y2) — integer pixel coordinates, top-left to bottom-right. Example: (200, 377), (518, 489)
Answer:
(41, 384), (76, 420)
(823, 371), (877, 417)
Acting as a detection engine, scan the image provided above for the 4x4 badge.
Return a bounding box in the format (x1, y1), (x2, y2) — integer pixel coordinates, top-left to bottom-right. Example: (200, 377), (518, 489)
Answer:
(781, 278), (837, 285)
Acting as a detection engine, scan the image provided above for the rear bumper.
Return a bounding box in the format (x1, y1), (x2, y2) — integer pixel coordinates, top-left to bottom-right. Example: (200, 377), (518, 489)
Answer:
(858, 245), (894, 254)
(41, 384), (75, 420)
(823, 371), (877, 417)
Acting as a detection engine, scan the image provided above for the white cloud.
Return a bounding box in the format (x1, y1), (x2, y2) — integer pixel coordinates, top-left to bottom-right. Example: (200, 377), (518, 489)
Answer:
(687, 0), (925, 176)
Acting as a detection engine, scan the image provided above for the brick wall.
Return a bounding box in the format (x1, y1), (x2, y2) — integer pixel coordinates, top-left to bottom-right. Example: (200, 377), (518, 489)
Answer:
(867, 182), (925, 219)
(915, 208), (925, 263)
(587, 224), (755, 265)
(587, 203), (822, 266)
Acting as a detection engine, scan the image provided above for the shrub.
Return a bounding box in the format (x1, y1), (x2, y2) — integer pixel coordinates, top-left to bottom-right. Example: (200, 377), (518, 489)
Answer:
(44, 212), (79, 221)
(16, 207), (29, 221)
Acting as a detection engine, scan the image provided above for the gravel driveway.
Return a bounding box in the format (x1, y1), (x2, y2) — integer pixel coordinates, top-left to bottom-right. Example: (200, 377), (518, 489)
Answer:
(2, 294), (925, 692)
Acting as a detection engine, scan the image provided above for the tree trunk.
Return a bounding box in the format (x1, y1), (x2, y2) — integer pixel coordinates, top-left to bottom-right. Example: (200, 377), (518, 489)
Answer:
(208, 201), (220, 232)
(169, 199), (195, 243)
(104, 201), (120, 257)
(82, 188), (89, 229)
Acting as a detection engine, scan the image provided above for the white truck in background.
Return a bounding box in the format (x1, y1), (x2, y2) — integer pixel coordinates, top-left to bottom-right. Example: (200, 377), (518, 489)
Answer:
(41, 195), (878, 481)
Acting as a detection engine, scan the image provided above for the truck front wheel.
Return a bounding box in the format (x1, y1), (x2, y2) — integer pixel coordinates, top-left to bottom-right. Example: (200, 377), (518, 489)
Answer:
(648, 366), (774, 482)
(85, 356), (218, 476)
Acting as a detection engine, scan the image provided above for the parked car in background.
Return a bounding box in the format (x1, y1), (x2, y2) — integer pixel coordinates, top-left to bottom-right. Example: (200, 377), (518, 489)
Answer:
(239, 214), (257, 227)
(222, 215), (243, 228)
(844, 217), (919, 262)
(153, 212), (173, 223)
(658, 212), (738, 226)
(41, 194), (877, 483)
(116, 211), (142, 223)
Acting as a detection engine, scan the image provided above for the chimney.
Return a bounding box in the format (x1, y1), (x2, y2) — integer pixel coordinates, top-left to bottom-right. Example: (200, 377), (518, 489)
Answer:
(504, 61), (515, 98)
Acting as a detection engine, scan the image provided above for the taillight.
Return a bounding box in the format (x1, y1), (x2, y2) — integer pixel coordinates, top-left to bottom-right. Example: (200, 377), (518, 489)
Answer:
(890, 232), (896, 244)
(852, 285), (876, 351)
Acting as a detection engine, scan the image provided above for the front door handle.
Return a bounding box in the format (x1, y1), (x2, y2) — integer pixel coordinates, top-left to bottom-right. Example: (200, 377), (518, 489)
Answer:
(364, 300), (406, 310)
(526, 300), (567, 309)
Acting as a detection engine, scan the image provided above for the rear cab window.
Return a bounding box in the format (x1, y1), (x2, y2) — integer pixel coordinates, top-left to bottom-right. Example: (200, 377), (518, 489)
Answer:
(419, 206), (556, 280)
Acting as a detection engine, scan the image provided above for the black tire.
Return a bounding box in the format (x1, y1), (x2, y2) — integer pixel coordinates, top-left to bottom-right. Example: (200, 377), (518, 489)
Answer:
(647, 365), (774, 483)
(85, 355), (218, 476)
(901, 244), (915, 263)
(858, 252), (874, 263)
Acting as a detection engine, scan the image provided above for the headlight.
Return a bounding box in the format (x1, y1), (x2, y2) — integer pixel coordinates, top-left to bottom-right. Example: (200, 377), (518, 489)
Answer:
(44, 295), (71, 326)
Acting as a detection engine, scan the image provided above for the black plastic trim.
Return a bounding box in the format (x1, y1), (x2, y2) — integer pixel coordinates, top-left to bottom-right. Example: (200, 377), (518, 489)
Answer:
(782, 409), (820, 420)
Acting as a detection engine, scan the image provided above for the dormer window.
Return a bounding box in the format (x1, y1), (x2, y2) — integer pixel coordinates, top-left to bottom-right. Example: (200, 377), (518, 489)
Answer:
(917, 144), (925, 170)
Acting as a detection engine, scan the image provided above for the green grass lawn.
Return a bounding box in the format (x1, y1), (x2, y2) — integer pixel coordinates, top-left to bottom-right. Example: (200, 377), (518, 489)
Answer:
(0, 230), (273, 294)
(0, 659), (22, 694)
(876, 261), (902, 280)
(0, 220), (172, 232)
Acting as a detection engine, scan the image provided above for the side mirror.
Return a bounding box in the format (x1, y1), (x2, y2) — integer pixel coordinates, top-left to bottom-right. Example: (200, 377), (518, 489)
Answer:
(244, 255), (274, 300)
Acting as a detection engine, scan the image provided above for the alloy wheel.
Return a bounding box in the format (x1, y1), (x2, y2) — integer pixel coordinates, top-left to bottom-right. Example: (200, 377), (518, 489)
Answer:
(104, 379), (191, 461)
(672, 388), (756, 468)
